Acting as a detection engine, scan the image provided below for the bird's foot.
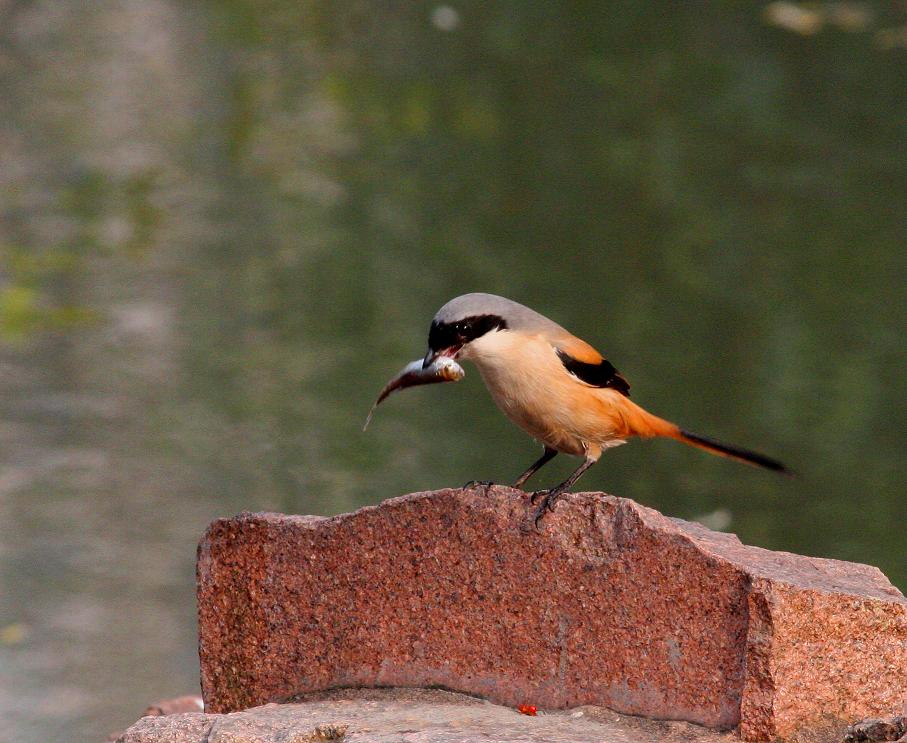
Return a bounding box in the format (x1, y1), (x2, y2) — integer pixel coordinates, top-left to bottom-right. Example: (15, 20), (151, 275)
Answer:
(529, 488), (552, 504)
(529, 488), (563, 528)
(463, 480), (495, 494)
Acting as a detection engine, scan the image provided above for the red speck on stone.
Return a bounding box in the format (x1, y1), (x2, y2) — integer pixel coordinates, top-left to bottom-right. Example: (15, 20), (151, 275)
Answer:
(518, 704), (538, 716)
(196, 487), (907, 742)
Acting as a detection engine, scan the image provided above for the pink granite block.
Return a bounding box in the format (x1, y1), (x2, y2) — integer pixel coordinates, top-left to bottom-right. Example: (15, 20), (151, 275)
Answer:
(196, 487), (906, 740)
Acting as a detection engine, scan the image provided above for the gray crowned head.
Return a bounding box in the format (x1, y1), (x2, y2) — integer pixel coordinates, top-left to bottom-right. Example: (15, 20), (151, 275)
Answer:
(423, 293), (563, 367)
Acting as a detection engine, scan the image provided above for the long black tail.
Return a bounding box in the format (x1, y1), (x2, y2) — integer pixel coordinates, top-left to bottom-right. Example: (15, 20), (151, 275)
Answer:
(678, 429), (792, 475)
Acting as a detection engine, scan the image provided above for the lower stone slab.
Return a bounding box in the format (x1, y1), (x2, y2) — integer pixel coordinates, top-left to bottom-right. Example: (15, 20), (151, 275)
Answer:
(196, 487), (907, 741)
(117, 688), (738, 743)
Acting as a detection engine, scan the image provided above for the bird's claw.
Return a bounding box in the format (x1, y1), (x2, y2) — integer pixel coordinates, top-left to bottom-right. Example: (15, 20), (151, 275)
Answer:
(463, 479), (495, 493)
(529, 489), (561, 528)
(529, 488), (550, 505)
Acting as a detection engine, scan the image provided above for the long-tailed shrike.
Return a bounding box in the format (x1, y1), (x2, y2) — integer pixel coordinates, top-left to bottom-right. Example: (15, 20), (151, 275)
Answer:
(370, 293), (789, 525)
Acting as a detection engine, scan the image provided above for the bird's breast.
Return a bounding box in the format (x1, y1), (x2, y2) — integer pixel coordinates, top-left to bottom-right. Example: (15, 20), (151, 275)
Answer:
(462, 331), (626, 455)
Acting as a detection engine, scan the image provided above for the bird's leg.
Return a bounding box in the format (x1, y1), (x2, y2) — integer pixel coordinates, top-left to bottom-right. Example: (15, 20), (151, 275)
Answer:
(512, 447), (558, 490)
(465, 445), (558, 493)
(530, 457), (597, 527)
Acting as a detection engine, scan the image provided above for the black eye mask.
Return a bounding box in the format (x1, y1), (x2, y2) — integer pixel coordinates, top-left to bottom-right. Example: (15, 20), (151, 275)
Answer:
(428, 314), (508, 351)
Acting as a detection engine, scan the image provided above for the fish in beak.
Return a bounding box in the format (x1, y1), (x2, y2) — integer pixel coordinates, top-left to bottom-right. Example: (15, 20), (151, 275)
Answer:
(363, 355), (465, 430)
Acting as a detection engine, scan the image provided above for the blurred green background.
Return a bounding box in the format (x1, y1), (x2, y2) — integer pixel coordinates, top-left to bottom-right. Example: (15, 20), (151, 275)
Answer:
(0, 1), (905, 740)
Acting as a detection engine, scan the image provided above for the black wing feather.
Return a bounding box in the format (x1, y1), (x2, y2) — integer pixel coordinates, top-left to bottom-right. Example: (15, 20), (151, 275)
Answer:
(556, 348), (631, 396)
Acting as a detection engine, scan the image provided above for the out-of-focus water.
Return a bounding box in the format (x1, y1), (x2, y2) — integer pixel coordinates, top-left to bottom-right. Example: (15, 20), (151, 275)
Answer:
(0, 2), (904, 741)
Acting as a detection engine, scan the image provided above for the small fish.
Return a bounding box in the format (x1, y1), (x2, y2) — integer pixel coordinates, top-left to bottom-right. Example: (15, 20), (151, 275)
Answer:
(363, 356), (465, 430)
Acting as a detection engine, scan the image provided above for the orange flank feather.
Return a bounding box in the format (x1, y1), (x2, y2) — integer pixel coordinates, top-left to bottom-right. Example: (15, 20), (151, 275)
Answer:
(551, 333), (604, 365)
(611, 396), (679, 439)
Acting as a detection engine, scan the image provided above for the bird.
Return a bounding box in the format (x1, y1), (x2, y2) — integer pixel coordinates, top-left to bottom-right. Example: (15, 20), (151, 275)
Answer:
(411, 293), (789, 525)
